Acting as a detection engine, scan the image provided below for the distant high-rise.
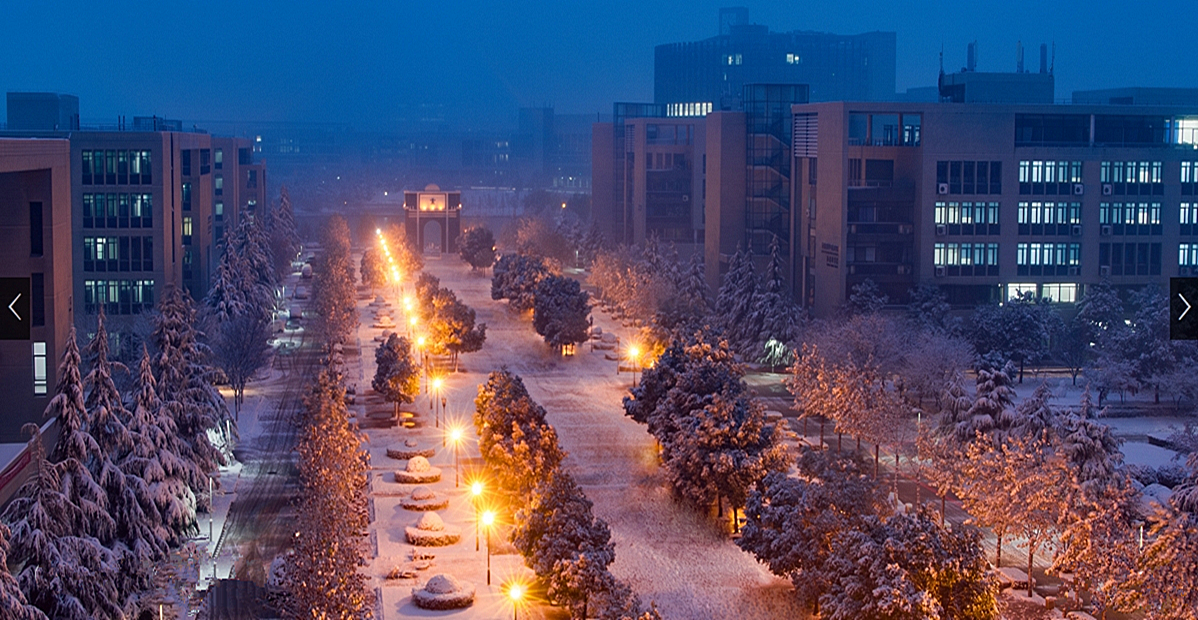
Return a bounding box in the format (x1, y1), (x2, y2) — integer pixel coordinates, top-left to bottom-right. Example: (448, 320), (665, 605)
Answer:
(654, 8), (896, 110)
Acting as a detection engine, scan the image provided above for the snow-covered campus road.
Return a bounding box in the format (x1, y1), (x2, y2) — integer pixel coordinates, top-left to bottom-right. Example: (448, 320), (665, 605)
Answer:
(370, 257), (809, 619)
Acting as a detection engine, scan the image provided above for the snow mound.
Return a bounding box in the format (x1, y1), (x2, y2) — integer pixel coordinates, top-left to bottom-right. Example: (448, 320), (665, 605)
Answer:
(408, 456), (431, 472)
(401, 487), (449, 511)
(386, 443), (436, 460)
(412, 574), (475, 609)
(405, 512), (462, 546)
(417, 512), (445, 531)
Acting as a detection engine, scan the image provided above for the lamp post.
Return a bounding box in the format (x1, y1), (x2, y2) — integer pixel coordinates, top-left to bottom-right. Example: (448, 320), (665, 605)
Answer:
(628, 344), (640, 388)
(481, 509), (495, 585)
(471, 481), (483, 550)
(432, 377), (443, 431)
(508, 582), (525, 620)
(449, 426), (463, 487)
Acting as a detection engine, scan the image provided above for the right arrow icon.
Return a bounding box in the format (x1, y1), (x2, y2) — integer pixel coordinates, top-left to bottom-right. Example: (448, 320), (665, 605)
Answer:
(1181, 293), (1192, 321)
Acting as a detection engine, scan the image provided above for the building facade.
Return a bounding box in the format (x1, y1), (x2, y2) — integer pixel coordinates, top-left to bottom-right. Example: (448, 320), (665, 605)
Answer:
(655, 8), (895, 109)
(0, 138), (73, 442)
(787, 100), (1198, 317)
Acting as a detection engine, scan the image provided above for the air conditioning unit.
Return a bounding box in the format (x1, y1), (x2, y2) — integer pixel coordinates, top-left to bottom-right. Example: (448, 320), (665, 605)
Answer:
(937, 183), (949, 195)
(897, 264), (910, 274)
(898, 224), (913, 234)
(682, 194), (690, 202)
(1068, 266), (1080, 276)
(935, 265), (946, 277)
(1073, 183), (1085, 195)
(849, 224), (857, 234)
(1100, 265), (1112, 277)
(1101, 224), (1112, 236)
(935, 224), (947, 236)
(848, 265), (856, 274)
(1071, 224), (1083, 236)
(1102, 183), (1113, 196)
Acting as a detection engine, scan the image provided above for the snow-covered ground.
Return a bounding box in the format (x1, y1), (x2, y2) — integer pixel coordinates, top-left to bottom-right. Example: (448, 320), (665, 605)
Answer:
(347, 256), (809, 620)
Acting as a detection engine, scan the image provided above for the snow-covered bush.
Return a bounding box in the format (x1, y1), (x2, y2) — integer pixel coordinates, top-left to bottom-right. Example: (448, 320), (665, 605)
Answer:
(386, 440), (435, 461)
(405, 512), (461, 546)
(411, 574), (475, 609)
(394, 456), (442, 483)
(400, 487), (449, 511)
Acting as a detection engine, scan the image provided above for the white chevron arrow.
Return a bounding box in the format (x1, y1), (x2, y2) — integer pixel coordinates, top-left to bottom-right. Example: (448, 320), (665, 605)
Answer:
(7, 293), (19, 321)
(1181, 293), (1193, 321)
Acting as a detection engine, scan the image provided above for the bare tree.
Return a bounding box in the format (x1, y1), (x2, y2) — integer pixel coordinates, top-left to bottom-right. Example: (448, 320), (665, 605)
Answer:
(212, 314), (272, 418)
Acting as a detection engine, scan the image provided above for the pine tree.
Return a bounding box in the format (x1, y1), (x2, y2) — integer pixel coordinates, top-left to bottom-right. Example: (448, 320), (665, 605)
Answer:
(152, 283), (228, 510)
(372, 334), (419, 416)
(714, 247), (757, 354)
(3, 424), (123, 619)
(269, 185), (302, 281)
(0, 523), (46, 619)
(533, 275), (591, 351)
(751, 235), (800, 354)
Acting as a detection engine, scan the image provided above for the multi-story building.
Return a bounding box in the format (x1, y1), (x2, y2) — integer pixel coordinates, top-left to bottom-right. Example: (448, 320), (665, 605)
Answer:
(0, 138), (73, 442)
(655, 7), (895, 109)
(3, 94), (266, 346)
(781, 99), (1198, 317)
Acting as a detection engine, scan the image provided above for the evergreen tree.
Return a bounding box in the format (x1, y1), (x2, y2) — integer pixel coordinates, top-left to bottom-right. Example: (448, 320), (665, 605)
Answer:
(532, 275), (591, 351)
(371, 334), (420, 416)
(751, 235), (801, 354)
(846, 279), (889, 316)
(714, 247), (757, 354)
(359, 247), (387, 294)
(473, 370), (566, 499)
(457, 226), (497, 271)
(269, 185), (302, 281)
(3, 425), (123, 619)
(152, 283), (228, 509)
(0, 522), (46, 619)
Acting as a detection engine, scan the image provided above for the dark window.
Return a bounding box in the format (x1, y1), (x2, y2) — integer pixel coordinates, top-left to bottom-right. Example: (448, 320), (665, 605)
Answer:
(238, 147), (251, 165)
(31, 273), (44, 327)
(29, 202), (43, 256)
(864, 159), (894, 182)
(117, 150), (129, 184)
(182, 182), (192, 211)
(82, 150), (93, 185)
(214, 148), (223, 170)
(1094, 116), (1169, 146)
(1015, 114), (1090, 146)
(200, 149), (211, 175)
(181, 150), (192, 176)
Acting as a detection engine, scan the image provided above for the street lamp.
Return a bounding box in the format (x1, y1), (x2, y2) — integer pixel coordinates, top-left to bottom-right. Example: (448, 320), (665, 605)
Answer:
(628, 344), (641, 388)
(448, 425), (463, 487)
(482, 509), (496, 585)
(432, 376), (444, 430)
(470, 480), (484, 551)
(508, 582), (525, 620)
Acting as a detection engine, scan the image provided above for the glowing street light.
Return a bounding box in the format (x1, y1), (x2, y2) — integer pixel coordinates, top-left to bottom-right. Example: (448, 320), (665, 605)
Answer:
(470, 480), (484, 550)
(508, 582), (526, 620)
(628, 344), (641, 388)
(481, 509), (496, 585)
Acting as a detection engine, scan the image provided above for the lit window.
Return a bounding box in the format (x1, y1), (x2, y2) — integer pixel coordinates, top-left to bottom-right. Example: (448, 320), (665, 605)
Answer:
(1182, 243), (1198, 266)
(786, 53), (801, 64)
(1007, 283), (1037, 300)
(33, 342), (47, 395)
(1041, 284), (1077, 303)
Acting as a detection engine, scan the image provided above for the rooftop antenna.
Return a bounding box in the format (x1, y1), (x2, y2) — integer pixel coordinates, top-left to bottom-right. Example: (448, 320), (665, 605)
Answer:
(1050, 42), (1055, 74)
(938, 45), (944, 77)
(1017, 40), (1024, 73)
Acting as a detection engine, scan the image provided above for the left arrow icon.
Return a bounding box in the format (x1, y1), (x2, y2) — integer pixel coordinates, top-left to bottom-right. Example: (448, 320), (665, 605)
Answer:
(7, 294), (20, 321)
(1182, 293), (1193, 321)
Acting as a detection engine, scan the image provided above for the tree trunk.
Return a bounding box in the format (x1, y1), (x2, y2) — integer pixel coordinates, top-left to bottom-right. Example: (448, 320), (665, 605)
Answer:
(717, 494), (723, 517)
(837, 432), (842, 454)
(996, 531), (1003, 567)
(857, 435), (861, 451)
(733, 507), (740, 534)
(819, 418), (825, 450)
(1027, 545), (1035, 597)
(941, 494), (946, 525)
(1019, 359), (1025, 383)
(874, 444), (880, 478)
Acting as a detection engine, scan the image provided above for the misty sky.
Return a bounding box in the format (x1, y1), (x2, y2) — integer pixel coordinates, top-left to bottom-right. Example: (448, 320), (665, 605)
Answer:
(2, 0), (1195, 130)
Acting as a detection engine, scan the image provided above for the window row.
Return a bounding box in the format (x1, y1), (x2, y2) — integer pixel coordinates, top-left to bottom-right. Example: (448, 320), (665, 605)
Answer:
(1182, 243), (1198, 267)
(1099, 242), (1161, 276)
(81, 150), (152, 185)
(934, 201), (1000, 235)
(82, 193), (154, 229)
(83, 279), (155, 315)
(82, 236), (153, 273)
(1007, 283), (1078, 303)
(1099, 202), (1162, 235)
(1101, 161), (1162, 185)
(936, 161), (1002, 195)
(1017, 242), (1080, 268)
(1017, 202), (1081, 236)
(933, 242), (999, 276)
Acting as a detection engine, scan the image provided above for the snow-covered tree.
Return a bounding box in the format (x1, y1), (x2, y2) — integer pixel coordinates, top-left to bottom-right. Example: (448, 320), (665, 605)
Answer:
(751, 235), (802, 354)
(473, 370), (565, 500)
(906, 283), (958, 335)
(513, 470), (616, 618)
(312, 215), (359, 344)
(532, 275), (591, 351)
(846, 278), (888, 316)
(372, 333), (420, 416)
(492, 253), (553, 312)
(152, 283), (228, 510)
(653, 252), (711, 337)
(358, 247), (387, 294)
(967, 293), (1060, 382)
(268, 185), (302, 281)
(457, 226), (497, 271)
(714, 247), (758, 354)
(2, 425), (122, 619)
(211, 313), (272, 417)
(0, 522), (44, 619)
